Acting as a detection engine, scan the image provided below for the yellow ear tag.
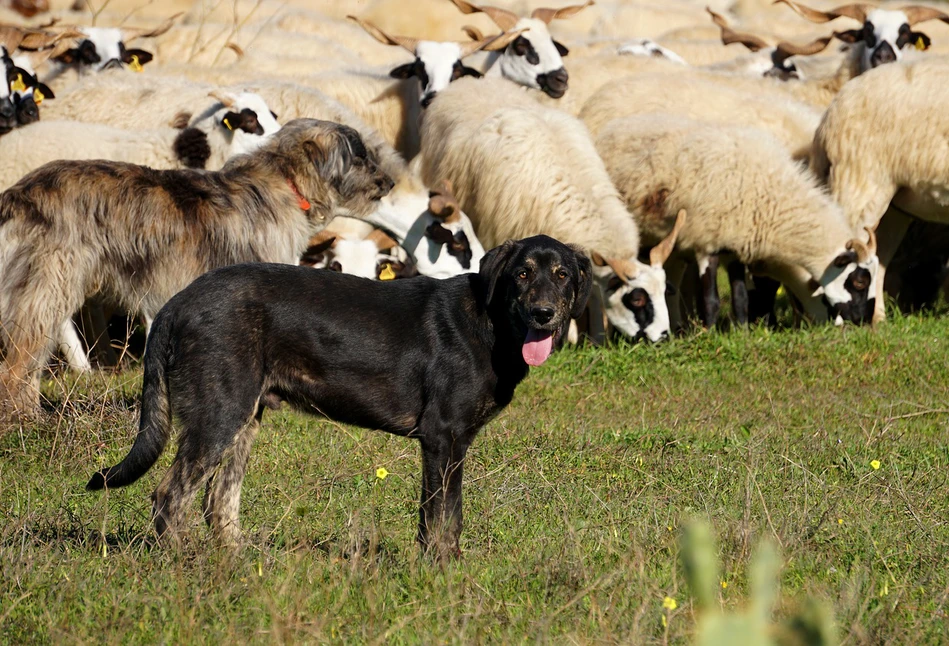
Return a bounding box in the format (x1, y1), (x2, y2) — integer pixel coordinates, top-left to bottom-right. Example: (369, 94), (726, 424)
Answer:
(129, 55), (143, 73)
(916, 36), (927, 51)
(222, 117), (233, 131)
(33, 88), (44, 104)
(379, 264), (396, 281)
(10, 74), (26, 94)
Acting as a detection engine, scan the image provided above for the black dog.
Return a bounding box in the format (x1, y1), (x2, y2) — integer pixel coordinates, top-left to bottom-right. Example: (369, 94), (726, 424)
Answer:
(87, 235), (591, 558)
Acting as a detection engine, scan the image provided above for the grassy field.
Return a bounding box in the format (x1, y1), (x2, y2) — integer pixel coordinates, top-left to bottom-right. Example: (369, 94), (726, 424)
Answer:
(2, 313), (948, 644)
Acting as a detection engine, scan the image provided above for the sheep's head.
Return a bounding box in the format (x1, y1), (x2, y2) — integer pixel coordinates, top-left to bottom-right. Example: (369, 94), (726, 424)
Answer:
(302, 229), (416, 280)
(449, 0), (593, 99)
(707, 6), (833, 80)
(348, 15), (523, 108)
(53, 14), (179, 73)
(591, 209), (685, 343)
(811, 227), (878, 325)
(209, 90), (282, 156)
(774, 1), (949, 71)
(423, 179), (477, 270)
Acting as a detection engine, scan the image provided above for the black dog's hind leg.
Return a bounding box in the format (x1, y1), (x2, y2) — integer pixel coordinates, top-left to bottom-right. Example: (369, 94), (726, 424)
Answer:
(417, 431), (474, 561)
(202, 406), (264, 546)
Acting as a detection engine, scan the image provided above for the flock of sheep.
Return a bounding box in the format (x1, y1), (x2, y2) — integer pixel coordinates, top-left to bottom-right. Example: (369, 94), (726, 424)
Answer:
(1, 0), (948, 405)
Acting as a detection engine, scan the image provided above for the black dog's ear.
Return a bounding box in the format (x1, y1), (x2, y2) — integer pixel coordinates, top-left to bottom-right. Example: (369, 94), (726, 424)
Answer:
(479, 240), (517, 306)
(389, 62), (417, 79)
(553, 40), (569, 56)
(569, 246), (593, 319)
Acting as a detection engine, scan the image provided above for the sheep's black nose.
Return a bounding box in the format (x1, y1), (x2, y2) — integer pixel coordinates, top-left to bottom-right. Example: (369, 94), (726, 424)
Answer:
(0, 99), (14, 119)
(531, 306), (555, 325)
(101, 58), (123, 70)
(870, 42), (896, 67)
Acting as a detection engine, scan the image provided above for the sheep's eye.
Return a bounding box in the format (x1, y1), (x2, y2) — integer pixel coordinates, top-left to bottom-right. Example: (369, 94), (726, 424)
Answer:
(517, 270), (528, 280)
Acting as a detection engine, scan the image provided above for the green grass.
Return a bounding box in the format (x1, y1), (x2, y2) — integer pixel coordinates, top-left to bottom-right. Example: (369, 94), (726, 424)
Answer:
(2, 314), (949, 644)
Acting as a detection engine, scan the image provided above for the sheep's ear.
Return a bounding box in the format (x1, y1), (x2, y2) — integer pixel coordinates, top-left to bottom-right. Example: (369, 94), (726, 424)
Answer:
(570, 245), (593, 320)
(425, 222), (455, 246)
(389, 62), (417, 79)
(809, 278), (824, 297)
(34, 82), (54, 101)
(908, 30), (931, 50)
(834, 248), (858, 268)
(123, 48), (154, 66)
(833, 29), (862, 44)
(459, 64), (482, 78)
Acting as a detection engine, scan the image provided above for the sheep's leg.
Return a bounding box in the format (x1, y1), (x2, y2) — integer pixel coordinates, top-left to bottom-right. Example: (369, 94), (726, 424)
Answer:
(79, 304), (117, 368)
(749, 276), (780, 328)
(695, 253), (720, 329)
(586, 286), (608, 345)
(873, 208), (913, 325)
(727, 260), (749, 327)
(58, 319), (91, 373)
(663, 257), (689, 334)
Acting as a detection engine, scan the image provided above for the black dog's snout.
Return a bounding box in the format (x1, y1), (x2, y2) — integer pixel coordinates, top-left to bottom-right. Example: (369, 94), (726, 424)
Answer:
(870, 42), (897, 67)
(531, 306), (555, 325)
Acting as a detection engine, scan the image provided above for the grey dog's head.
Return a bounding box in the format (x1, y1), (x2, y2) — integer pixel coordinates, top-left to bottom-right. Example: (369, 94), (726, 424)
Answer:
(267, 118), (394, 219)
(480, 235), (592, 367)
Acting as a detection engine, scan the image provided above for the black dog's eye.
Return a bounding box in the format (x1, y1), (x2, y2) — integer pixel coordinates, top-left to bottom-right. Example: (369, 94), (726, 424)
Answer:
(556, 269), (568, 280)
(517, 270), (528, 280)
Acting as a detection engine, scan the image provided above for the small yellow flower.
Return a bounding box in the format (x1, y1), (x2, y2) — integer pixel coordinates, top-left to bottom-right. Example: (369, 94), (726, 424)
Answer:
(870, 460), (881, 470)
(721, 581), (728, 589)
(376, 467), (389, 480)
(838, 518), (844, 525)
(663, 596), (678, 611)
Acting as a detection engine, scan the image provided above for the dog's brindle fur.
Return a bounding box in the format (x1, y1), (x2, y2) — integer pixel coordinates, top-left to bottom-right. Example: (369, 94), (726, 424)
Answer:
(0, 119), (393, 419)
(87, 236), (592, 558)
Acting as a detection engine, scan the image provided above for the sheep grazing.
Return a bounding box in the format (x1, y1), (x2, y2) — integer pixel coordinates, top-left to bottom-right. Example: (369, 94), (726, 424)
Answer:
(418, 77), (683, 343)
(0, 119), (394, 419)
(594, 114), (879, 329)
(774, 0), (949, 71)
(446, 0), (594, 98)
(347, 15), (523, 108)
(811, 56), (949, 323)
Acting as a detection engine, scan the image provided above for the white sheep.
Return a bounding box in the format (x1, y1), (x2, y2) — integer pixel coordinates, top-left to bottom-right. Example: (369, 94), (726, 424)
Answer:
(594, 113), (879, 328)
(578, 71), (821, 162)
(301, 225), (415, 280)
(810, 55), (949, 323)
(418, 76), (684, 342)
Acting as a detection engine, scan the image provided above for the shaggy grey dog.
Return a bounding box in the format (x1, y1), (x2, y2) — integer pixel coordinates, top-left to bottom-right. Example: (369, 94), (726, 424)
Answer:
(0, 118), (393, 420)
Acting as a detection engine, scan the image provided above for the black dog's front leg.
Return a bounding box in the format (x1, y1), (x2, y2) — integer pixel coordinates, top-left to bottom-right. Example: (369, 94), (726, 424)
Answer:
(417, 433), (472, 561)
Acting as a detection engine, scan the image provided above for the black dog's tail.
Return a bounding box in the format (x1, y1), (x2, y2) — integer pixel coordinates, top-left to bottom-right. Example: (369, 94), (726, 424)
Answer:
(86, 312), (175, 491)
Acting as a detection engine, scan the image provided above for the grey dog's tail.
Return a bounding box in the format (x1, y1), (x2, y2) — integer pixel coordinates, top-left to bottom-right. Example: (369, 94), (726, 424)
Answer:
(86, 311), (174, 491)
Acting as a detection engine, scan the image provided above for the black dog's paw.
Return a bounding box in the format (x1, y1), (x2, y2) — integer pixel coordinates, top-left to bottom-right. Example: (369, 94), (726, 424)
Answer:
(173, 127), (212, 169)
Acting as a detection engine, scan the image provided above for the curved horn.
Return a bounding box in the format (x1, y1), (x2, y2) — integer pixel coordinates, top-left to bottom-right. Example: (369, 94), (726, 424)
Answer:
(447, 0), (520, 31)
(707, 6), (771, 51)
(772, 34), (833, 63)
(207, 89), (235, 107)
(429, 179), (462, 224)
(347, 15), (419, 53)
(649, 209), (686, 267)
(459, 27), (528, 56)
(462, 24), (485, 41)
(531, 0), (595, 24)
(123, 12), (182, 41)
(900, 5), (949, 25)
(864, 225), (877, 258)
(366, 228), (399, 251)
(773, 0), (872, 24)
(592, 254), (640, 283)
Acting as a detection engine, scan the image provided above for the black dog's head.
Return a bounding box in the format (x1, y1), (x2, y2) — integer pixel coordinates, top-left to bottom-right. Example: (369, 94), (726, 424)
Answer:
(480, 235), (592, 366)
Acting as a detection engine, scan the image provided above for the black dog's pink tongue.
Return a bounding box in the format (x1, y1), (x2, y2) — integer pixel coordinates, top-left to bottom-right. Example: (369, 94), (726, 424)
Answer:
(522, 329), (554, 366)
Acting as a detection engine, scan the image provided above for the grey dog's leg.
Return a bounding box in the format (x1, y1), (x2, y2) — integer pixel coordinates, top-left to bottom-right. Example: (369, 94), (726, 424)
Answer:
(202, 409), (263, 546)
